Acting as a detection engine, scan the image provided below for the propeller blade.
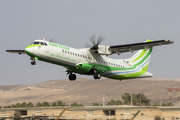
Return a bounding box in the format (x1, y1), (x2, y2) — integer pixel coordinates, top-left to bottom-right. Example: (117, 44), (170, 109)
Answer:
(88, 34), (105, 51)
(89, 34), (96, 46)
(84, 42), (92, 48)
(97, 35), (105, 45)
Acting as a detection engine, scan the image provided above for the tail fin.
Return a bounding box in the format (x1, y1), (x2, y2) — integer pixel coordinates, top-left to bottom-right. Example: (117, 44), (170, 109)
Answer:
(128, 39), (153, 72)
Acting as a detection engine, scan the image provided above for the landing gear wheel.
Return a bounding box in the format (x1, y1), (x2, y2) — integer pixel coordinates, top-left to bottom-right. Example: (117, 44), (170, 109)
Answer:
(72, 74), (76, 80)
(31, 61), (36, 65)
(69, 74), (76, 81)
(93, 73), (101, 79)
(97, 74), (101, 79)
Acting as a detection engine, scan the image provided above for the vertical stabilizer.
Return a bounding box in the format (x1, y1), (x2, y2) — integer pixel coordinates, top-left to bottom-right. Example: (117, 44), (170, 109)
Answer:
(128, 39), (153, 72)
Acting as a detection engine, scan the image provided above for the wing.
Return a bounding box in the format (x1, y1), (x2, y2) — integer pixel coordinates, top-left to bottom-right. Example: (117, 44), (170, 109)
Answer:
(109, 40), (173, 54)
(6, 50), (26, 54)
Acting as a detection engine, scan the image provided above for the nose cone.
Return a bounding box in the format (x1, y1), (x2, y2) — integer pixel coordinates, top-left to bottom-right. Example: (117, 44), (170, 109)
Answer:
(25, 45), (32, 52)
(25, 45), (36, 57)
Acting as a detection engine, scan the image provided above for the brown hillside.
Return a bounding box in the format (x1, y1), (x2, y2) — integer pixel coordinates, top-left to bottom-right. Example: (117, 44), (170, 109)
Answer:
(0, 78), (180, 106)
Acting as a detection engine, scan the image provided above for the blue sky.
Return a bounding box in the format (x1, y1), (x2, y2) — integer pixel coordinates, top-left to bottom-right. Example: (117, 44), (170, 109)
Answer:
(0, 0), (179, 85)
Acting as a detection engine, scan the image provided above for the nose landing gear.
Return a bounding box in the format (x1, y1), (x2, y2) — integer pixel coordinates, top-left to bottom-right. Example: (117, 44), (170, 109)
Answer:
(30, 57), (36, 65)
(31, 61), (36, 65)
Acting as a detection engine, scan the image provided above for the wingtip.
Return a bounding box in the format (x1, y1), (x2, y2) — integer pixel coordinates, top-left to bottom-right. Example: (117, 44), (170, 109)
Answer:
(165, 39), (174, 43)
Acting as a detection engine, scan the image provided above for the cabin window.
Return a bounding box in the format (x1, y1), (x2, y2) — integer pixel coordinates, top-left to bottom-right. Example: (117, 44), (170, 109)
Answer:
(70, 52), (72, 55)
(65, 51), (67, 53)
(80, 55), (82, 57)
(75, 53), (77, 56)
(73, 53), (74, 55)
(68, 51), (69, 54)
(62, 50), (64, 53)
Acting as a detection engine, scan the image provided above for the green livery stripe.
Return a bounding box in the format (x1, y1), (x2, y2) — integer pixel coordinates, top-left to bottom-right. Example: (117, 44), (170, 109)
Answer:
(108, 64), (149, 79)
(142, 64), (149, 72)
(146, 39), (153, 42)
(133, 47), (152, 67)
(132, 49), (147, 62)
(26, 45), (43, 49)
(132, 39), (153, 63)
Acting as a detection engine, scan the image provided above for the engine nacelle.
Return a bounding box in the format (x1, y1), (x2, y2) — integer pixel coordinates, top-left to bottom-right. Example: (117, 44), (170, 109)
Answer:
(97, 45), (113, 55)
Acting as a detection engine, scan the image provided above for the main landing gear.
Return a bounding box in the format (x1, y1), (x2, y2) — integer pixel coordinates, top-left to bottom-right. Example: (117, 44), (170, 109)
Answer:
(30, 58), (36, 65)
(93, 70), (101, 79)
(69, 74), (76, 81)
(66, 70), (76, 81)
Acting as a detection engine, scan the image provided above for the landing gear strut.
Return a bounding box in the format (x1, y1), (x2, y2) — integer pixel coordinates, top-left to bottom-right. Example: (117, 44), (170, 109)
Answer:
(30, 58), (36, 65)
(66, 70), (76, 81)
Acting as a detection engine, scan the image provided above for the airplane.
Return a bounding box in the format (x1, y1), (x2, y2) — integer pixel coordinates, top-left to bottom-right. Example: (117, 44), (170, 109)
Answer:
(6, 35), (174, 81)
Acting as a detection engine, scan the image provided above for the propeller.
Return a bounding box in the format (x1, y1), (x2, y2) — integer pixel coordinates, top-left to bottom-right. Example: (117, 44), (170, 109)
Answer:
(88, 34), (105, 52)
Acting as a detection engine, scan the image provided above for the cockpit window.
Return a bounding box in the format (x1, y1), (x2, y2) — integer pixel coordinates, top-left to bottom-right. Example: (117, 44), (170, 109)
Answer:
(34, 42), (40, 44)
(44, 42), (48, 46)
(40, 42), (44, 45)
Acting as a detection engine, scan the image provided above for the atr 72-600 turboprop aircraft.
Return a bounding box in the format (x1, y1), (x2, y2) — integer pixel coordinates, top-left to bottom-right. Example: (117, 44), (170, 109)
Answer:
(6, 35), (173, 81)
